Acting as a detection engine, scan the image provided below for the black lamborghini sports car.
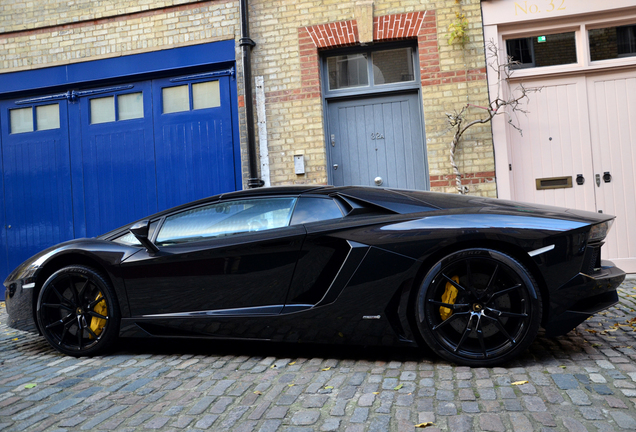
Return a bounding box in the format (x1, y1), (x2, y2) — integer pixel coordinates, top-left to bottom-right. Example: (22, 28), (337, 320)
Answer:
(4, 186), (626, 366)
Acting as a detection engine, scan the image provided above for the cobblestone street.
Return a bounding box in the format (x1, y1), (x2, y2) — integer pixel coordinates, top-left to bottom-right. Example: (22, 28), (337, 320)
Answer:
(1, 278), (635, 432)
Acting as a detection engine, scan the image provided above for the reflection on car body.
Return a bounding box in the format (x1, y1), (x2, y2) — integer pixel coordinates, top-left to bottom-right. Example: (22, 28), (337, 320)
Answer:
(4, 185), (625, 366)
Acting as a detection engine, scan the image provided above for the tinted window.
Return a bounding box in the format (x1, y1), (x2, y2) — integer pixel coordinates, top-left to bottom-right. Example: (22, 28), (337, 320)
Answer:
(589, 24), (636, 61)
(290, 197), (343, 225)
(507, 32), (576, 69)
(155, 198), (297, 245)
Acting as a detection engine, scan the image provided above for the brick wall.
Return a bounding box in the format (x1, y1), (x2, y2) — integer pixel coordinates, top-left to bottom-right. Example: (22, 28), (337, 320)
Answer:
(0, 0), (496, 197)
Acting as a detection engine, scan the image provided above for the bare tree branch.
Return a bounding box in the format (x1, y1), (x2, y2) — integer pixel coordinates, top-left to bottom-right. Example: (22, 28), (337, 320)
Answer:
(446, 40), (541, 194)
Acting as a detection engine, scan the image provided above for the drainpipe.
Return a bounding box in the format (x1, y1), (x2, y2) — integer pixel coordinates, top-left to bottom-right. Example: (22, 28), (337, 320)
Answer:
(239, 0), (264, 188)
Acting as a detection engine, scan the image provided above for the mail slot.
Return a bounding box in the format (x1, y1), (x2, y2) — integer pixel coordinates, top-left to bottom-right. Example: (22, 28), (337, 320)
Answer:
(535, 176), (573, 190)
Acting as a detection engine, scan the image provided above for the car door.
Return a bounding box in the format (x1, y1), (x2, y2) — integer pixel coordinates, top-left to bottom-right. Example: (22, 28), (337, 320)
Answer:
(120, 197), (305, 316)
(284, 196), (369, 307)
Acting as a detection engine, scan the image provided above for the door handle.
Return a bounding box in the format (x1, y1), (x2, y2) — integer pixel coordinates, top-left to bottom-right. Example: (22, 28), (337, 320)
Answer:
(603, 172), (612, 183)
(333, 164), (338, 170)
(576, 174), (584, 185)
(595, 174), (600, 187)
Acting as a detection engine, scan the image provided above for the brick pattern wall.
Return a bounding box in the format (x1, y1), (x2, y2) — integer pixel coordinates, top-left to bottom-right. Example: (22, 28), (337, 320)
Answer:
(0, 0), (206, 33)
(0, 0), (496, 196)
(0, 1), (236, 71)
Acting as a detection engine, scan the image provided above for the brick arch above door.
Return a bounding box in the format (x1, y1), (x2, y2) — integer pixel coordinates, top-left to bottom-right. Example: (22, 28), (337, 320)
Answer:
(289, 11), (491, 191)
(297, 11), (440, 97)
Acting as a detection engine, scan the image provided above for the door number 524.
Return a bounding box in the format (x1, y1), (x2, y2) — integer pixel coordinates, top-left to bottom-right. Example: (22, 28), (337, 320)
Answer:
(371, 133), (384, 140)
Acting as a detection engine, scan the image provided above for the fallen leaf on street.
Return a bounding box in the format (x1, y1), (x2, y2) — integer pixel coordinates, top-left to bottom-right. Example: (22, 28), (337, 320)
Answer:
(322, 367), (331, 371)
(415, 422), (434, 428)
(24, 383), (37, 389)
(512, 380), (528, 385)
(394, 383), (403, 390)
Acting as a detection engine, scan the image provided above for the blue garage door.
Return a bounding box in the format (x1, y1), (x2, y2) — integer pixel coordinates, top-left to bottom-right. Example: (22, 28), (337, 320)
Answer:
(0, 70), (239, 290)
(153, 74), (236, 210)
(0, 100), (75, 279)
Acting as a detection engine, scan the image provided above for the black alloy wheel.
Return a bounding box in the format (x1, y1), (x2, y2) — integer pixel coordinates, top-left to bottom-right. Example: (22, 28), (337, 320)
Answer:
(36, 266), (120, 356)
(415, 249), (542, 367)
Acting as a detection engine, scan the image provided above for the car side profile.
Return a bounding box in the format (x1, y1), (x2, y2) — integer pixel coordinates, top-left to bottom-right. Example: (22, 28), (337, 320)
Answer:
(4, 186), (626, 366)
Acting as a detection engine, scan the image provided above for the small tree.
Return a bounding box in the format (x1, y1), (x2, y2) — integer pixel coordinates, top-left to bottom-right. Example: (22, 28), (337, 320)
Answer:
(447, 41), (540, 194)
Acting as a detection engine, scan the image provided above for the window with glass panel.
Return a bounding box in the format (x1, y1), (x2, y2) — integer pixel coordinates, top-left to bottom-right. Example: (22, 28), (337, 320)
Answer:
(155, 198), (297, 246)
(118, 92), (144, 120)
(372, 48), (415, 85)
(589, 24), (636, 61)
(90, 92), (144, 124)
(327, 54), (369, 90)
(10, 104), (61, 134)
(10, 107), (34, 134)
(506, 32), (577, 69)
(163, 85), (189, 114)
(290, 197), (343, 225)
(162, 80), (221, 114)
(326, 47), (416, 91)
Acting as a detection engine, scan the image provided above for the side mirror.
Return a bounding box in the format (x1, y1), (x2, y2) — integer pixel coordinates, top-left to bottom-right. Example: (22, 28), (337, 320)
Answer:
(129, 220), (160, 254)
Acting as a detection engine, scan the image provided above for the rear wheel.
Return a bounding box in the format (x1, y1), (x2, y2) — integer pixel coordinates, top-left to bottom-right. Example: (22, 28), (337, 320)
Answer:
(36, 266), (120, 356)
(415, 248), (542, 367)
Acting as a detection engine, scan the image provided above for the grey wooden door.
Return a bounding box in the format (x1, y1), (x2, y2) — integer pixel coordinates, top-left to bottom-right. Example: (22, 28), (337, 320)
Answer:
(327, 93), (427, 189)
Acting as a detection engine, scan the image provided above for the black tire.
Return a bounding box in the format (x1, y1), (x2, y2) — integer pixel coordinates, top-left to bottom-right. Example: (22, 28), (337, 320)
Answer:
(36, 266), (120, 356)
(415, 248), (542, 367)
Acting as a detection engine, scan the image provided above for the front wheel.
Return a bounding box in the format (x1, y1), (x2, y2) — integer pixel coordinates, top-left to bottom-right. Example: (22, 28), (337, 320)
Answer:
(36, 266), (120, 356)
(415, 249), (542, 367)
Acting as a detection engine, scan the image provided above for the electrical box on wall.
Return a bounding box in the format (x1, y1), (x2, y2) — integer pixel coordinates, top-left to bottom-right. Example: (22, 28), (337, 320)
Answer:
(294, 155), (305, 175)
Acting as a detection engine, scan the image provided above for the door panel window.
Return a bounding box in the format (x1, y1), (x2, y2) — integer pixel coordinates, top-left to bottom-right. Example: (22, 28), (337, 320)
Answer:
(290, 197), (343, 225)
(156, 198), (297, 245)
(90, 96), (116, 124)
(589, 24), (636, 61)
(9, 104), (61, 133)
(506, 32), (577, 69)
(118, 92), (144, 120)
(91, 93), (145, 124)
(9, 107), (34, 134)
(36, 104), (60, 131)
(162, 80), (222, 114)
(162, 85), (189, 113)
(193, 81), (221, 110)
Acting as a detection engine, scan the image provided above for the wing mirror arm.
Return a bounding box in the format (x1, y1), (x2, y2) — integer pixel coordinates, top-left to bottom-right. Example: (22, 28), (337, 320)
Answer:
(129, 220), (160, 255)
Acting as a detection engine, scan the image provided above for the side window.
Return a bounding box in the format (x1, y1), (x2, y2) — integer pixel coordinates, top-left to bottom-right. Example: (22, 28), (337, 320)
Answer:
(113, 220), (159, 246)
(290, 197), (344, 225)
(155, 198), (297, 246)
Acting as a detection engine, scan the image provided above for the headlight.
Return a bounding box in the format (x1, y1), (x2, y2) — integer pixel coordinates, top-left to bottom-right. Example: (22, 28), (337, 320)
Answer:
(588, 220), (613, 242)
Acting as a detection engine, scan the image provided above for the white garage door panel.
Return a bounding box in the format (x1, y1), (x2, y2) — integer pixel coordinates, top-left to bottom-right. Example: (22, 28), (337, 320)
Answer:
(509, 76), (596, 212)
(509, 71), (636, 272)
(587, 73), (636, 271)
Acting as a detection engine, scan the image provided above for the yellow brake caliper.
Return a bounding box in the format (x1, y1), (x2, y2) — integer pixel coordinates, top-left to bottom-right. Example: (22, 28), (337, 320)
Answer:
(89, 293), (107, 339)
(439, 276), (459, 321)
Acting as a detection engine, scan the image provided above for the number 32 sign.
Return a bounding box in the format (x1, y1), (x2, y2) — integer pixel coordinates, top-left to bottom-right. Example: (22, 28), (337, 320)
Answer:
(515, 0), (566, 16)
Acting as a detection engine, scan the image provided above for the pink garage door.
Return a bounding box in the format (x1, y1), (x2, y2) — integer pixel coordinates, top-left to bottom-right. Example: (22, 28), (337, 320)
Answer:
(508, 72), (636, 272)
